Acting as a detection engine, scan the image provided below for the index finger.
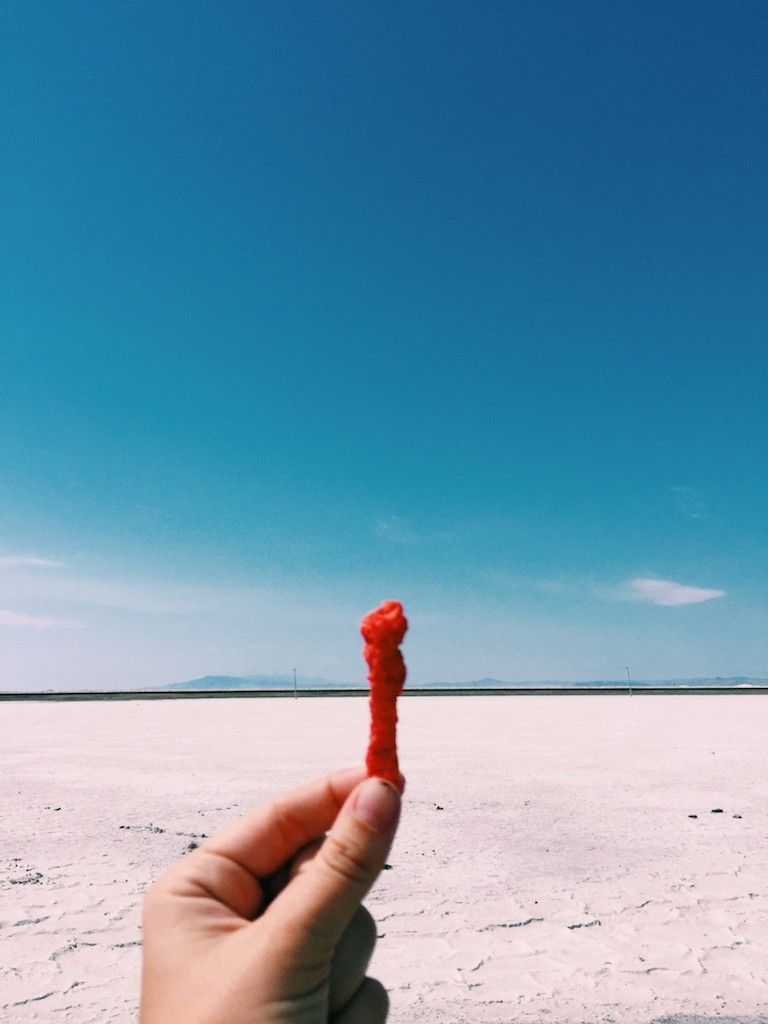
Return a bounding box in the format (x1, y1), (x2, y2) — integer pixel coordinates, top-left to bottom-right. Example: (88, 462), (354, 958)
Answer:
(203, 767), (367, 879)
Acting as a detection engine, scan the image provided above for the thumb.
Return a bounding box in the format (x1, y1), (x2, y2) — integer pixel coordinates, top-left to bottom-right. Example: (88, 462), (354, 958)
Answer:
(262, 777), (400, 959)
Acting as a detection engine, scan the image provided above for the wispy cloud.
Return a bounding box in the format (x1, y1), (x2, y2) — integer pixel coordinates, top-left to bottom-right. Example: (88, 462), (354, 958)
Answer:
(671, 486), (707, 520)
(0, 608), (81, 630)
(375, 515), (453, 546)
(0, 555), (64, 569)
(623, 577), (726, 607)
(534, 578), (575, 595)
(0, 569), (344, 619)
(1, 572), (209, 616)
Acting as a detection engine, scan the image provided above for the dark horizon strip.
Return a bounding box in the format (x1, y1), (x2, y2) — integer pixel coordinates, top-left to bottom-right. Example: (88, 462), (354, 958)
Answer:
(1, 686), (768, 702)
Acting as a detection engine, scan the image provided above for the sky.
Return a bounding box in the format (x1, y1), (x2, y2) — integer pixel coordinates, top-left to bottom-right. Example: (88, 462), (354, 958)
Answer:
(1, 1), (767, 690)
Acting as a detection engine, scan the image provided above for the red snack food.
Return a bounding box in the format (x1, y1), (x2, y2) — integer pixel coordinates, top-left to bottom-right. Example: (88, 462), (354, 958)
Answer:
(360, 599), (408, 793)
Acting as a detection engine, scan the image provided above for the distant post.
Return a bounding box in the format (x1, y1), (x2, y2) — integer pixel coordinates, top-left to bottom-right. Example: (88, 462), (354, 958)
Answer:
(293, 667), (298, 699)
(626, 665), (632, 698)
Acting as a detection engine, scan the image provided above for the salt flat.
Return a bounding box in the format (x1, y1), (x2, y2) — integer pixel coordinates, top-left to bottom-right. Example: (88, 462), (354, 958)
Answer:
(1, 695), (767, 1023)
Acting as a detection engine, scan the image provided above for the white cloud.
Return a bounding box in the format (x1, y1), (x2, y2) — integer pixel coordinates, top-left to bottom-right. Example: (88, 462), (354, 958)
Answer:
(375, 515), (419, 545)
(0, 608), (81, 630)
(625, 577), (725, 607)
(0, 555), (64, 569)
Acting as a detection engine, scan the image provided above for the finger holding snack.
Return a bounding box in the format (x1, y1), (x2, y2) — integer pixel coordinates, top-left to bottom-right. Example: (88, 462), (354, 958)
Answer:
(140, 601), (408, 1024)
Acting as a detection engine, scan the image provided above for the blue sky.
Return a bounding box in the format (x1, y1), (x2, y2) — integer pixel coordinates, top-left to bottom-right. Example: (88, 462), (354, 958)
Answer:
(1, 1), (767, 689)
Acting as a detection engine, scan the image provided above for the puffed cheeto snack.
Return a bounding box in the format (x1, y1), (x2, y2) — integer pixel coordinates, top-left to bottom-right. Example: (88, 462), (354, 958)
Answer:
(360, 599), (408, 793)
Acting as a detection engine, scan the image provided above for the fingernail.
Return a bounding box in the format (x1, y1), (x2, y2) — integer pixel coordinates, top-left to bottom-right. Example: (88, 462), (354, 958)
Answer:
(353, 777), (401, 832)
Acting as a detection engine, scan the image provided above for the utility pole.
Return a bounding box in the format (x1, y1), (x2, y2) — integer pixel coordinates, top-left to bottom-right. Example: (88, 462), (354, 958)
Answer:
(626, 665), (632, 698)
(293, 668), (298, 700)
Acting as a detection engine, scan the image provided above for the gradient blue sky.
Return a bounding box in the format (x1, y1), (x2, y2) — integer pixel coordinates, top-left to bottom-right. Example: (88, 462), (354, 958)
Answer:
(2, 1), (767, 689)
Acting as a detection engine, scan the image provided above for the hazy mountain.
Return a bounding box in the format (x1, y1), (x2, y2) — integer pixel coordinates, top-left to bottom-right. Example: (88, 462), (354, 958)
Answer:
(3, 675), (766, 696)
(426, 676), (768, 688)
(157, 674), (352, 691)
(156, 674), (768, 691)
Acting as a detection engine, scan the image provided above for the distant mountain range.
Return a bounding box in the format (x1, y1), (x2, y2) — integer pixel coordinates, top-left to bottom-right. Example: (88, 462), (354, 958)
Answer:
(156, 674), (768, 691)
(3, 675), (767, 697)
(158, 674), (353, 691)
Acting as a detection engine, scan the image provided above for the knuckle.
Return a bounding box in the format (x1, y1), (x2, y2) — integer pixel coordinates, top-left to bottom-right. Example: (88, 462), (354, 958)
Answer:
(272, 798), (308, 850)
(290, 838), (323, 879)
(141, 862), (187, 918)
(321, 833), (375, 887)
(141, 879), (167, 920)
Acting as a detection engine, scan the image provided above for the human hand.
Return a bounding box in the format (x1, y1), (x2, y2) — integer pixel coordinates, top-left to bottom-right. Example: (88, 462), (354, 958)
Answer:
(140, 768), (401, 1024)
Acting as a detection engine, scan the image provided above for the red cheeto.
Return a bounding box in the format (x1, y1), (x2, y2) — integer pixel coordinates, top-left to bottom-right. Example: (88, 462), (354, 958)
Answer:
(360, 600), (408, 793)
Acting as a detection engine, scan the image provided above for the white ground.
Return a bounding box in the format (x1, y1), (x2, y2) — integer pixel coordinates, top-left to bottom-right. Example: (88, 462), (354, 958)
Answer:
(2, 695), (767, 1023)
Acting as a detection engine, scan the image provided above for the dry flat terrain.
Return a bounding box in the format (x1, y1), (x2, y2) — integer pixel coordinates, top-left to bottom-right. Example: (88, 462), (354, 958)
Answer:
(2, 694), (767, 1023)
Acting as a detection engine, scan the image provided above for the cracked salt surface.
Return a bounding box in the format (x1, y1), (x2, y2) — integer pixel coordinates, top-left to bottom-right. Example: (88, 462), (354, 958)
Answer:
(2, 695), (768, 1023)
